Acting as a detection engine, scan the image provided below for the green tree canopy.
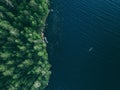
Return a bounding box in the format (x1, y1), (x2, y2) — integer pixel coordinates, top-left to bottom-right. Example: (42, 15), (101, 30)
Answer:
(0, 0), (51, 90)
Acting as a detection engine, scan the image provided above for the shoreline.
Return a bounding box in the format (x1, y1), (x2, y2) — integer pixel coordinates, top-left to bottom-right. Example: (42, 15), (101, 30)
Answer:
(41, 10), (50, 44)
(41, 0), (53, 44)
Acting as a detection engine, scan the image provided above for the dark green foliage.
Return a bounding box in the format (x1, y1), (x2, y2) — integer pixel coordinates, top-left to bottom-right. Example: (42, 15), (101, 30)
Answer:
(0, 0), (51, 90)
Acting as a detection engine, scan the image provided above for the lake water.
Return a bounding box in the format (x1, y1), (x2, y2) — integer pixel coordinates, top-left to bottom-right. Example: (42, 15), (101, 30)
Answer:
(45, 0), (120, 90)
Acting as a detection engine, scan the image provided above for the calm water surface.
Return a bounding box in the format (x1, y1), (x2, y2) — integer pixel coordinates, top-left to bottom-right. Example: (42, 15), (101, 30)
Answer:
(45, 0), (120, 90)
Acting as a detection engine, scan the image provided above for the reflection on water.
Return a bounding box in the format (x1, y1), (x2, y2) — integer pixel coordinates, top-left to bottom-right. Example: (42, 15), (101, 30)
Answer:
(46, 0), (120, 90)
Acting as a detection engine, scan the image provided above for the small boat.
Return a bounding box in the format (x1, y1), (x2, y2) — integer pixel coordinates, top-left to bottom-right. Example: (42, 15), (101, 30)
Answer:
(89, 47), (93, 52)
(44, 37), (48, 43)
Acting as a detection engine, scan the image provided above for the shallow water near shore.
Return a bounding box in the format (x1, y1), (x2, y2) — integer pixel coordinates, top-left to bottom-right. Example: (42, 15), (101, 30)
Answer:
(45, 0), (120, 90)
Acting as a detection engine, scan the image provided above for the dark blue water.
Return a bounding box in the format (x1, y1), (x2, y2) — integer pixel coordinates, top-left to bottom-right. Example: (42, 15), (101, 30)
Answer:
(45, 0), (120, 90)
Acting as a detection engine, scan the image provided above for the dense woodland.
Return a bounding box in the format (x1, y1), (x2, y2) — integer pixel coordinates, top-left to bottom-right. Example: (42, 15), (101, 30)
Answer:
(0, 0), (51, 90)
